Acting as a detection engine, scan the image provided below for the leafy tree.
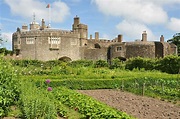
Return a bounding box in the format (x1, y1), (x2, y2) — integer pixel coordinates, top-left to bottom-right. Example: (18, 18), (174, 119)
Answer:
(0, 29), (2, 48)
(167, 33), (180, 56)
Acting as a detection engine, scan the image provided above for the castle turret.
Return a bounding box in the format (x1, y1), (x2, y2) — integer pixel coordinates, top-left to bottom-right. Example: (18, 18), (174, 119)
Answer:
(142, 31), (147, 42)
(72, 16), (80, 31)
(22, 24), (28, 30)
(72, 16), (88, 46)
(30, 22), (40, 30)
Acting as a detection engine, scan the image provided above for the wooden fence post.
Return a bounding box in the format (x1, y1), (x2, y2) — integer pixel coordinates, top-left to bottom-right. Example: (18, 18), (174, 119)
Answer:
(142, 83), (145, 96)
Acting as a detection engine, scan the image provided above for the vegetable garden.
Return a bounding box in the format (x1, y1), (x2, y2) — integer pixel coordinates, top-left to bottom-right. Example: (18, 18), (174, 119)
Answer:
(0, 55), (179, 118)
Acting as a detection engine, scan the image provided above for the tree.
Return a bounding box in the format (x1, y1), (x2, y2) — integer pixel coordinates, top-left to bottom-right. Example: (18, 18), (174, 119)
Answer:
(168, 33), (180, 56)
(0, 29), (3, 48)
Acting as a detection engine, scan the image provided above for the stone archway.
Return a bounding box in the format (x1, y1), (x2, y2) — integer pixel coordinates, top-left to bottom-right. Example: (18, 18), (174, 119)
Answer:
(116, 56), (126, 61)
(94, 43), (101, 49)
(59, 56), (72, 62)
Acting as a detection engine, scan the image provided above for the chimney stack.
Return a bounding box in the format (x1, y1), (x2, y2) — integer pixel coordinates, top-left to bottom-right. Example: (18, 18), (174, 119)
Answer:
(95, 32), (99, 40)
(142, 31), (147, 42)
(22, 24), (28, 30)
(41, 19), (46, 30)
(160, 35), (164, 42)
(118, 34), (123, 42)
(90, 34), (92, 40)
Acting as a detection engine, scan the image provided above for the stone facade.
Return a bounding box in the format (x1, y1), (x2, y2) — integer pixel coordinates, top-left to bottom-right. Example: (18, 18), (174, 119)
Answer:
(12, 17), (177, 61)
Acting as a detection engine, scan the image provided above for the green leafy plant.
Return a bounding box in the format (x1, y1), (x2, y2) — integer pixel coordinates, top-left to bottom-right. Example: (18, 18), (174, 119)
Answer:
(19, 80), (57, 119)
(0, 56), (19, 117)
(54, 87), (134, 119)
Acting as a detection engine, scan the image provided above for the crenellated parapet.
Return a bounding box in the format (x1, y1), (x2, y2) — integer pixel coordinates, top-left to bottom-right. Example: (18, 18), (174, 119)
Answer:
(11, 16), (177, 61)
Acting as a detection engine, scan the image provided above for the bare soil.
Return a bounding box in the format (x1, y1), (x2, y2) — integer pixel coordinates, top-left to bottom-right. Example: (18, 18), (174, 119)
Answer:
(78, 89), (180, 119)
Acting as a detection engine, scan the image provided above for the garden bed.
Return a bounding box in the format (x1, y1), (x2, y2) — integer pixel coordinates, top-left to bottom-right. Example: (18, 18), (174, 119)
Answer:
(78, 89), (180, 119)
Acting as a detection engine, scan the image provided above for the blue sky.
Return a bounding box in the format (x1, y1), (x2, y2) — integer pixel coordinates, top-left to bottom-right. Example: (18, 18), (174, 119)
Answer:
(1, 0), (180, 50)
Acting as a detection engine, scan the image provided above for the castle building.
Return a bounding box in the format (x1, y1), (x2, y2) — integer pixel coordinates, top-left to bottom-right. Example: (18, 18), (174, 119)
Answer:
(12, 16), (177, 61)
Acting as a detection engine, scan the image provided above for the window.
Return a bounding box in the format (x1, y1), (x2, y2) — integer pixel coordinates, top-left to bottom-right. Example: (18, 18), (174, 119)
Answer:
(48, 37), (61, 44)
(48, 37), (61, 50)
(26, 37), (34, 44)
(116, 46), (122, 52)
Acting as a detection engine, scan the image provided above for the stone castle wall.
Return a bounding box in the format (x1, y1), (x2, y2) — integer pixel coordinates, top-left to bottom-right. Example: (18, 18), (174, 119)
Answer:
(12, 17), (177, 61)
(125, 42), (155, 58)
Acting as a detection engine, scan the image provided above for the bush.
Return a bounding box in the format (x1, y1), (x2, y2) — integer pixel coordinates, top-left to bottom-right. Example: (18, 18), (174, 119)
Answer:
(109, 58), (125, 69)
(94, 60), (108, 68)
(12, 60), (43, 67)
(0, 56), (19, 117)
(68, 60), (93, 68)
(156, 55), (180, 74)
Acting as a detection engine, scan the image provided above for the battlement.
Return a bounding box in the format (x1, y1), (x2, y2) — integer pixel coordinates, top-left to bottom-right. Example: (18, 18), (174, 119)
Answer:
(14, 29), (80, 38)
(12, 16), (177, 61)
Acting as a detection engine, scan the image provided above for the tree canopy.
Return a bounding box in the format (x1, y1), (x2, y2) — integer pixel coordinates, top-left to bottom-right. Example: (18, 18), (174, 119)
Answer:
(167, 33), (180, 56)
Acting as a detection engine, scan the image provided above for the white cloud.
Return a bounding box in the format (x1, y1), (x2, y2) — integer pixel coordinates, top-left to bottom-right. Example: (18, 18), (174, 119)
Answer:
(4, 0), (70, 23)
(92, 0), (169, 25)
(116, 20), (156, 41)
(167, 18), (180, 32)
(1, 32), (12, 49)
(147, 0), (180, 5)
(92, 0), (180, 41)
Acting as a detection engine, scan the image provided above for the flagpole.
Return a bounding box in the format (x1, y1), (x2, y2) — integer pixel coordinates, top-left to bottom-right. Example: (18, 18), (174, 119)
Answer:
(48, 5), (51, 27)
(46, 4), (51, 28)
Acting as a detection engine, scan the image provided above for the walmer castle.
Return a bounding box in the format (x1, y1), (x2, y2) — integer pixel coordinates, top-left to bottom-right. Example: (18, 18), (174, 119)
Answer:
(12, 16), (177, 61)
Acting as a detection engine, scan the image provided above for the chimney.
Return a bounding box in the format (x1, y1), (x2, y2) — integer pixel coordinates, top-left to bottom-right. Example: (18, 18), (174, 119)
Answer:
(160, 35), (164, 42)
(90, 34), (92, 40)
(95, 32), (99, 40)
(41, 19), (45, 30)
(118, 34), (123, 42)
(142, 31), (147, 42)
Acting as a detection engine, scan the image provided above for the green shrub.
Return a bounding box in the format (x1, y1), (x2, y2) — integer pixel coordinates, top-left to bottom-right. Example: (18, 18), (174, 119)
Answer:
(94, 60), (108, 68)
(12, 60), (43, 67)
(0, 56), (19, 117)
(156, 55), (180, 74)
(109, 58), (125, 69)
(125, 57), (156, 70)
(68, 60), (93, 68)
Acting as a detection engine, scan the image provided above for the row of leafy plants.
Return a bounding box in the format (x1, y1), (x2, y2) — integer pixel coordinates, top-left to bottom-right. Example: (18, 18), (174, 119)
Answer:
(34, 76), (179, 103)
(11, 55), (180, 74)
(12, 79), (136, 119)
(54, 87), (134, 119)
(0, 55), (132, 118)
